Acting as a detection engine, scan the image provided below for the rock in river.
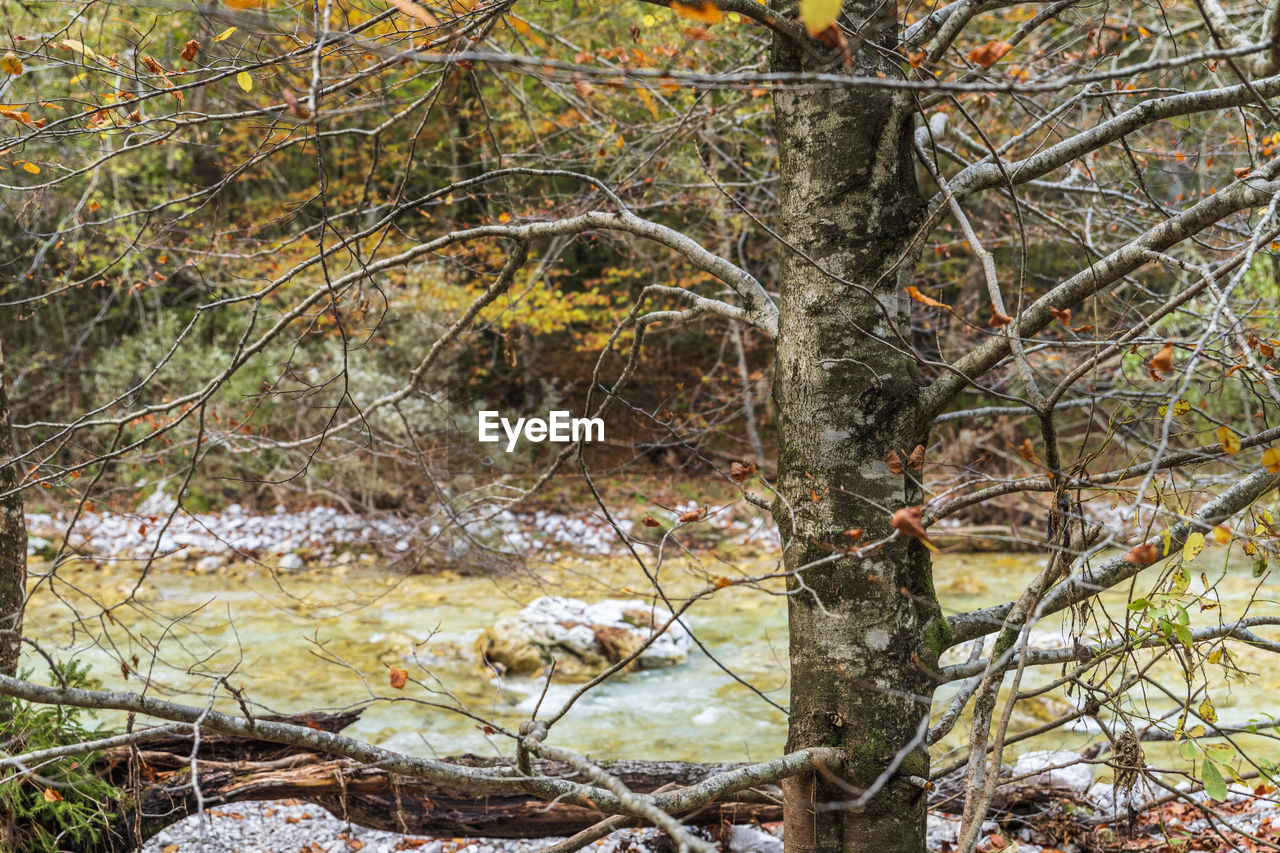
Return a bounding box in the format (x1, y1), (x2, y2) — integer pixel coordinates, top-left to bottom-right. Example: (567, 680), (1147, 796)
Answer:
(477, 596), (691, 680)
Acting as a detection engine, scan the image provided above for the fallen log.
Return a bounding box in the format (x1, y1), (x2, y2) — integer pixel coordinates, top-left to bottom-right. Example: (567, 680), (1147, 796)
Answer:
(89, 712), (782, 849)
(102, 750), (783, 842)
(84, 710), (1095, 851)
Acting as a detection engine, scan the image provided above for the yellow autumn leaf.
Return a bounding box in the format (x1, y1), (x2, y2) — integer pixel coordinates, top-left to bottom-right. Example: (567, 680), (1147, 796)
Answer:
(58, 38), (98, 60)
(506, 15), (548, 48)
(21, 161), (40, 174)
(1182, 531), (1205, 563)
(637, 87), (660, 120)
(1, 52), (23, 76)
(798, 0), (841, 37)
(1199, 696), (1218, 725)
(1212, 525), (1231, 545)
(1217, 425), (1241, 454)
(1263, 446), (1280, 473)
(214, 26), (239, 42)
(237, 71), (253, 92)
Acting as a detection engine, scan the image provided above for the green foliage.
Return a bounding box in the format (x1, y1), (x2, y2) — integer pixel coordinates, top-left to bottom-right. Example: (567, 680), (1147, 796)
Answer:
(0, 660), (122, 853)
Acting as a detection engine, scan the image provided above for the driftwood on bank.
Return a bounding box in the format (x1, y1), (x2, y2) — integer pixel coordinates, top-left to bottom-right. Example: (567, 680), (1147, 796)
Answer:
(89, 709), (1088, 850)
(93, 710), (783, 847)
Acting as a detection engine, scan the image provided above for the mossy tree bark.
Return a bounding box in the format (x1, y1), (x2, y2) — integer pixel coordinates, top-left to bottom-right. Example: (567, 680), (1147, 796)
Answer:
(769, 3), (948, 850)
(0, 339), (25, 679)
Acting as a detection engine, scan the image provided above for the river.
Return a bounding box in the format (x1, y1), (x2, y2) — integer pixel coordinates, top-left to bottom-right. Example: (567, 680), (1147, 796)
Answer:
(22, 546), (1280, 767)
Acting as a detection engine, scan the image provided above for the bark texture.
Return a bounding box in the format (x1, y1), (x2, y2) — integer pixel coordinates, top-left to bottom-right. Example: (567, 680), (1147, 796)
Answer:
(0, 339), (25, 680)
(769, 3), (945, 850)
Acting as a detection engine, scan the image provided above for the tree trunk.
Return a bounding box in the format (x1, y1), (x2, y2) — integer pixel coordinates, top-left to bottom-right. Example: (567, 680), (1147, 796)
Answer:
(0, 338), (25, 680)
(769, 4), (946, 851)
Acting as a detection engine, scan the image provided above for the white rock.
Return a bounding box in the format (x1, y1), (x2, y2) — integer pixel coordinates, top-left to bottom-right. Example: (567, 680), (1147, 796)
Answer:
(1013, 750), (1093, 795)
(725, 824), (783, 853)
(195, 555), (225, 574)
(927, 813), (961, 848)
(278, 552), (305, 572)
(137, 486), (178, 516)
(478, 596), (691, 678)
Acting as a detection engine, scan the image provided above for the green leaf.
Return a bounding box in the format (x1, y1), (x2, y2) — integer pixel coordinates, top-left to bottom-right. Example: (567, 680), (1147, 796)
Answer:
(798, 0), (841, 36)
(1174, 623), (1193, 651)
(1203, 758), (1228, 801)
(1179, 739), (1197, 760)
(1128, 598), (1151, 611)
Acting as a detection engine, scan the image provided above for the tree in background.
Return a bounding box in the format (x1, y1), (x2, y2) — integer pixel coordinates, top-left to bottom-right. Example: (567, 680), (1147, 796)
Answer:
(1, 0), (1280, 851)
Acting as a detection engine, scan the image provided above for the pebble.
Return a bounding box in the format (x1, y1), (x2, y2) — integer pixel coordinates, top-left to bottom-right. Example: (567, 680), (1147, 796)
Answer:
(142, 801), (781, 853)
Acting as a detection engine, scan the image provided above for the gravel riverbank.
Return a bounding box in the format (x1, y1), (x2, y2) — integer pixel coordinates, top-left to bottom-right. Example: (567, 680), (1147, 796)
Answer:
(141, 801), (785, 853)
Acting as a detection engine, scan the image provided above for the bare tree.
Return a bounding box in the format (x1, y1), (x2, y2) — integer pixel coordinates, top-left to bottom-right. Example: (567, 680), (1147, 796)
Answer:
(0, 339), (24, 679)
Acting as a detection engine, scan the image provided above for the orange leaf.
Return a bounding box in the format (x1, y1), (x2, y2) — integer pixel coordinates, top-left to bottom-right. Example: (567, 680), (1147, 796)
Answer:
(891, 506), (938, 553)
(1018, 437), (1037, 462)
(906, 285), (952, 310)
(729, 460), (756, 483)
(1233, 165), (1251, 178)
(1125, 543), (1160, 565)
(989, 307), (1012, 327)
(908, 444), (925, 470)
(641, 516), (660, 527)
(1152, 340), (1172, 373)
(43, 788), (64, 802)
(1263, 447), (1280, 474)
(968, 40), (1012, 68)
(678, 507), (704, 523)
(389, 667), (408, 689)
(181, 39), (200, 62)
(1048, 306), (1071, 327)
(886, 449), (904, 475)
(683, 26), (714, 41)
(283, 89), (311, 119)
(714, 576), (733, 589)
(843, 528), (863, 541)
(387, 0), (441, 27)
(671, 0), (722, 24)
